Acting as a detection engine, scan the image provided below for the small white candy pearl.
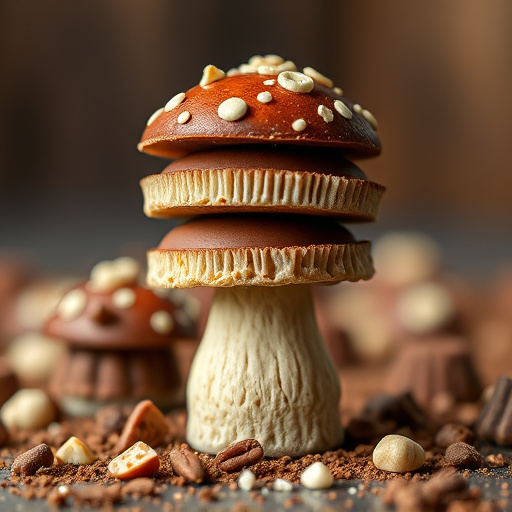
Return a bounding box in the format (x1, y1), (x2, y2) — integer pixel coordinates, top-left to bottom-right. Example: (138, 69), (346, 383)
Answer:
(334, 100), (353, 119)
(57, 289), (87, 320)
(238, 469), (256, 491)
(150, 310), (174, 335)
(300, 461), (333, 489)
(218, 97), (248, 121)
(292, 119), (307, 132)
(164, 92), (185, 112)
(112, 288), (136, 309)
(257, 91), (273, 103)
(273, 478), (293, 491)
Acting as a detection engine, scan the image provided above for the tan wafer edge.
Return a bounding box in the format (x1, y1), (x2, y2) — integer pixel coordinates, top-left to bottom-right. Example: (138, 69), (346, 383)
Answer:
(147, 242), (373, 288)
(140, 169), (384, 220)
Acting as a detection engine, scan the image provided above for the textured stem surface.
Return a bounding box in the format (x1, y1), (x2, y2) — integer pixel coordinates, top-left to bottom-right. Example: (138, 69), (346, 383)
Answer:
(186, 285), (343, 457)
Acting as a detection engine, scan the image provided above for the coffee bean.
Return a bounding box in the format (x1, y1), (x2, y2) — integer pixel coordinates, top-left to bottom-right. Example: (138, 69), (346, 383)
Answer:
(169, 443), (205, 483)
(214, 439), (263, 473)
(11, 443), (54, 477)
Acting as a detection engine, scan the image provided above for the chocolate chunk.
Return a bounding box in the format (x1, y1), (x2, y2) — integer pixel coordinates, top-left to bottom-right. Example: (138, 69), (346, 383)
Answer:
(11, 443), (54, 477)
(445, 442), (483, 469)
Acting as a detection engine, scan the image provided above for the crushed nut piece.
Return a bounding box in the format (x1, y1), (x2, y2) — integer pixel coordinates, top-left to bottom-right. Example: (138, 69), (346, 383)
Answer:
(333, 86), (343, 95)
(57, 289), (87, 320)
(318, 105), (334, 123)
(150, 310), (174, 334)
(237, 469), (256, 491)
(303, 66), (333, 88)
(300, 461), (333, 489)
(146, 107), (163, 126)
(56, 436), (97, 465)
(372, 434), (425, 473)
(334, 100), (353, 119)
(263, 79), (275, 86)
(353, 103), (363, 114)
(108, 441), (159, 480)
(112, 287), (136, 309)
(199, 65), (226, 86)
(362, 108), (378, 130)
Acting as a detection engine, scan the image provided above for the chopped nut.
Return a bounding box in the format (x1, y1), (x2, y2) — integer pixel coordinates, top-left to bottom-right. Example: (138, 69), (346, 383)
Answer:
(146, 107), (164, 126)
(112, 287), (136, 309)
(372, 434), (425, 473)
(215, 439), (264, 473)
(277, 71), (314, 93)
(55, 436), (97, 465)
(237, 469), (256, 491)
(1, 389), (56, 430)
(445, 442), (483, 469)
(199, 64), (226, 86)
(88, 257), (140, 292)
(333, 86), (343, 95)
(164, 92), (186, 112)
(249, 54), (284, 67)
(169, 443), (205, 483)
(11, 444), (54, 477)
(150, 310), (174, 334)
(263, 79), (275, 86)
(334, 99), (353, 119)
(318, 105), (334, 123)
(108, 441), (160, 480)
(362, 108), (378, 130)
(273, 478), (293, 491)
(303, 66), (333, 88)
(177, 111), (191, 124)
(115, 399), (168, 454)
(57, 289), (87, 320)
(292, 119), (307, 132)
(300, 461), (333, 489)
(277, 60), (297, 72)
(218, 97), (248, 121)
(257, 65), (279, 75)
(353, 103), (363, 114)
(257, 91), (273, 103)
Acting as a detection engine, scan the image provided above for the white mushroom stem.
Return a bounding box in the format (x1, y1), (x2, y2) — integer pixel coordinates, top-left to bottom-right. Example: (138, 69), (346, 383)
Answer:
(186, 284), (344, 457)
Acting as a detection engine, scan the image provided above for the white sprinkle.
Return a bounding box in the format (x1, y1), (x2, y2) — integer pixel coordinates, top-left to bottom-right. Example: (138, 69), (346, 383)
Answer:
(277, 60), (297, 72)
(277, 71), (314, 93)
(263, 79), (275, 86)
(88, 257), (140, 292)
(334, 99), (353, 119)
(333, 86), (343, 96)
(258, 65), (279, 75)
(292, 119), (307, 132)
(218, 97), (248, 121)
(353, 103), (363, 114)
(146, 107), (163, 126)
(273, 479), (293, 492)
(257, 91), (273, 103)
(112, 288), (136, 309)
(57, 485), (71, 497)
(238, 469), (256, 491)
(239, 63), (257, 75)
(150, 310), (174, 335)
(177, 111), (191, 124)
(249, 54), (284, 67)
(303, 66), (333, 88)
(199, 64), (226, 86)
(362, 108), (378, 130)
(57, 289), (87, 321)
(318, 105), (334, 123)
(300, 461), (333, 489)
(347, 487), (358, 495)
(227, 68), (241, 77)
(164, 92), (185, 112)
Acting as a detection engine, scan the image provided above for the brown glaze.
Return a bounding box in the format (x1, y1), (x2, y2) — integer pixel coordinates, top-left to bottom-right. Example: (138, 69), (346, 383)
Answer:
(139, 74), (381, 159)
(158, 214), (356, 250)
(162, 146), (367, 179)
(45, 284), (195, 350)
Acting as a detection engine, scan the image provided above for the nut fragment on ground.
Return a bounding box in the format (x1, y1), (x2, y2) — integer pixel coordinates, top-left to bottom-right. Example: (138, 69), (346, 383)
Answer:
(1, 389), (56, 430)
(372, 434), (425, 473)
(55, 436), (97, 465)
(444, 442), (483, 469)
(108, 441), (160, 480)
(169, 443), (205, 483)
(214, 439), (264, 473)
(11, 443), (54, 477)
(300, 461), (333, 489)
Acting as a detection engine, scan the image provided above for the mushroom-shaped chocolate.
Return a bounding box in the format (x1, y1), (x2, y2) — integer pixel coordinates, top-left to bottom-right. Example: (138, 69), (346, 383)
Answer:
(138, 55), (384, 456)
(45, 257), (196, 416)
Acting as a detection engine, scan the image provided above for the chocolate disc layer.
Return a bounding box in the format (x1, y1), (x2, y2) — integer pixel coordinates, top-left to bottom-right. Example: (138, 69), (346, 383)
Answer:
(149, 214), (374, 288)
(159, 214), (355, 250)
(139, 74), (381, 159)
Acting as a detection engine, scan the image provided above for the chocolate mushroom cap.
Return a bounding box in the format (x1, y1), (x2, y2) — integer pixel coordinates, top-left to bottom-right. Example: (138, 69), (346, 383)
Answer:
(138, 74), (381, 159)
(45, 283), (195, 350)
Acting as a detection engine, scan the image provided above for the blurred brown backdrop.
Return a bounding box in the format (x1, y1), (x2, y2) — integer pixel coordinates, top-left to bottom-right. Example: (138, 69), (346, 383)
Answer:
(1, 0), (511, 277)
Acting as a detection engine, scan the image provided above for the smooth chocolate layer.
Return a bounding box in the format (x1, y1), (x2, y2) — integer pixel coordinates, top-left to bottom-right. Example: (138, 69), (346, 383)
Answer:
(158, 214), (356, 250)
(162, 146), (367, 179)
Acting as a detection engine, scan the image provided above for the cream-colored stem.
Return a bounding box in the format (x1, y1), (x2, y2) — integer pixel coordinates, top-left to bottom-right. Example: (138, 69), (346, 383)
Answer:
(186, 285), (343, 457)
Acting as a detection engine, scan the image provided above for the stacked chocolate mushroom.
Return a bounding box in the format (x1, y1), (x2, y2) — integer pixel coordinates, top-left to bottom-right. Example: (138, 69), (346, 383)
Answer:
(138, 55), (384, 457)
